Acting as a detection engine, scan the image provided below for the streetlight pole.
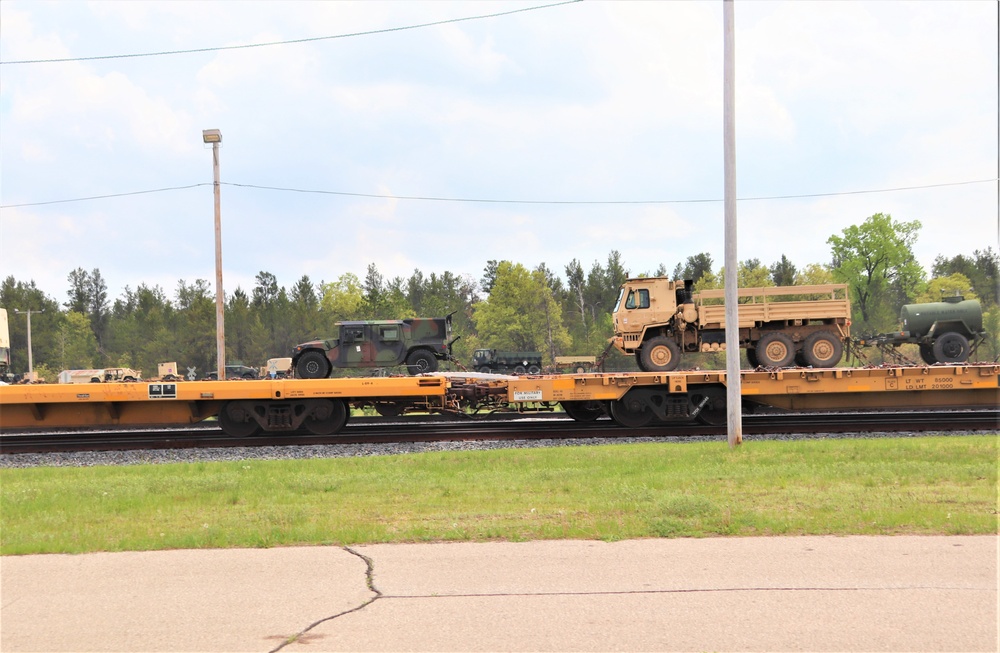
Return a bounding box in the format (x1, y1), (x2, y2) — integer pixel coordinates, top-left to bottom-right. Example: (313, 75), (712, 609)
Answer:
(13, 308), (43, 375)
(202, 129), (226, 381)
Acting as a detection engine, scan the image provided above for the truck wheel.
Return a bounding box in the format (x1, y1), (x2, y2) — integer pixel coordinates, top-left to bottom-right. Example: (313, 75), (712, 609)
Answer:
(746, 348), (759, 368)
(932, 332), (970, 363)
(514, 365), (527, 375)
(477, 366), (492, 374)
(919, 344), (937, 365)
(527, 365), (541, 374)
(296, 351), (331, 379)
(756, 332), (795, 367)
(406, 349), (438, 375)
(639, 336), (681, 372)
(802, 331), (843, 367)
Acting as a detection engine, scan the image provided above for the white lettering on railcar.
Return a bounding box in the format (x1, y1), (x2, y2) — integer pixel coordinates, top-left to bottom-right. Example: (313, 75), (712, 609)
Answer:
(513, 390), (543, 401)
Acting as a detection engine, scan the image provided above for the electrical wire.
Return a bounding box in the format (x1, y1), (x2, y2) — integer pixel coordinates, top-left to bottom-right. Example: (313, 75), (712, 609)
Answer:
(1, 178), (995, 210)
(0, 1), (582, 65)
(225, 178), (999, 204)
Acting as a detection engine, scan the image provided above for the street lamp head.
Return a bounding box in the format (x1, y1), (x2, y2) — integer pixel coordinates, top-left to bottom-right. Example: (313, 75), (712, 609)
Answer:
(202, 129), (222, 144)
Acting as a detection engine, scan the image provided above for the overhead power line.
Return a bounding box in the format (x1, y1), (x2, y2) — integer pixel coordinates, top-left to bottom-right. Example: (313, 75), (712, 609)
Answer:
(0, 1), (582, 65)
(1, 178), (994, 210)
(0, 184), (211, 208)
(225, 178), (999, 204)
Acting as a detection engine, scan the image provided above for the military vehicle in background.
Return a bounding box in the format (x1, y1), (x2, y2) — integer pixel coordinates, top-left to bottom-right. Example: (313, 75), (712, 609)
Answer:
(292, 315), (456, 378)
(552, 355), (598, 373)
(472, 349), (542, 374)
(204, 365), (259, 380)
(58, 367), (142, 383)
(857, 295), (984, 364)
(262, 357), (293, 379)
(611, 278), (852, 371)
(157, 362), (185, 381)
(0, 308), (10, 382)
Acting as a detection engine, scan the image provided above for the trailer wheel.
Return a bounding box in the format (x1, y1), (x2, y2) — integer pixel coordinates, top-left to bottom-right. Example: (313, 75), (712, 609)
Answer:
(561, 400), (605, 422)
(932, 332), (970, 363)
(406, 349), (438, 374)
(303, 398), (348, 435)
(639, 336), (681, 372)
(756, 332), (795, 367)
(919, 344), (937, 365)
(296, 351), (331, 379)
(802, 331), (843, 367)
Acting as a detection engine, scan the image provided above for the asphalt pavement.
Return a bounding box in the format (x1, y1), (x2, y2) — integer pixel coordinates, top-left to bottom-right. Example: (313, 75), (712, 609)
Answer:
(1, 535), (996, 652)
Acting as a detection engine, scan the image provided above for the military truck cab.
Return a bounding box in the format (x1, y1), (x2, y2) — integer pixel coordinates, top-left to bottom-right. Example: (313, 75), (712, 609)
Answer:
(612, 277), (851, 371)
(293, 315), (456, 378)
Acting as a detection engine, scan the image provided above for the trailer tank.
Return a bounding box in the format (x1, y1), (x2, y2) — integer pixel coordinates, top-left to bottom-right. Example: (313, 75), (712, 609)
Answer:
(899, 297), (982, 338)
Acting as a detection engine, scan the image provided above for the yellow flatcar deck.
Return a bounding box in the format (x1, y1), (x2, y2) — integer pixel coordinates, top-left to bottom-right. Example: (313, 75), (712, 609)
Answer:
(0, 376), (451, 430)
(506, 364), (1000, 410)
(0, 365), (996, 434)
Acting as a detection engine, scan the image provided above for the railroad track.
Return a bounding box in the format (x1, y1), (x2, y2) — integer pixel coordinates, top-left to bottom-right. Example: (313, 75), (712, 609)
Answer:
(1, 410), (996, 454)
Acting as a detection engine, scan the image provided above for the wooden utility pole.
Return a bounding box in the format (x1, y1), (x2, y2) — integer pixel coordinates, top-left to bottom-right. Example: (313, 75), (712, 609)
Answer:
(723, 0), (743, 447)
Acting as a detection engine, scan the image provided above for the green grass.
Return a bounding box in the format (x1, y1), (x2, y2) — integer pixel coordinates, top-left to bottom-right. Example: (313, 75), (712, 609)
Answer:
(1, 435), (997, 555)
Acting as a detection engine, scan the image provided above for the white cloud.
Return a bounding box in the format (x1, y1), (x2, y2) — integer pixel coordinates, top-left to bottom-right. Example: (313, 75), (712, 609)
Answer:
(0, 0), (995, 304)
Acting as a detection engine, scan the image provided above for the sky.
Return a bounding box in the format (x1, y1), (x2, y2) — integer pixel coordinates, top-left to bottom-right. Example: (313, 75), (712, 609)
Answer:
(1, 0), (997, 305)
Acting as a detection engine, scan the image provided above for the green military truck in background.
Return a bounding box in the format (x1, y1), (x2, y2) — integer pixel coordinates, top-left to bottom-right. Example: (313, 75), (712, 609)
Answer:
(292, 315), (456, 378)
(471, 349), (543, 374)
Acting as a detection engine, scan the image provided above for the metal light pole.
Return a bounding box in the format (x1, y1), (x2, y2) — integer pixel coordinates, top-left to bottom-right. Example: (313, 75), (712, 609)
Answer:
(202, 129), (226, 381)
(13, 308), (43, 374)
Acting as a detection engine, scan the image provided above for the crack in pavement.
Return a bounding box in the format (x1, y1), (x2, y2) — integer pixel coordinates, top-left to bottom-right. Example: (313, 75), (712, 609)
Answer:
(268, 547), (382, 653)
(266, 546), (994, 652)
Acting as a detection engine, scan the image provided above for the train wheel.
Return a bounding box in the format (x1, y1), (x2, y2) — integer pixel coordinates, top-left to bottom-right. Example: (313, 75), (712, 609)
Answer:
(296, 351), (331, 379)
(406, 350), (437, 375)
(802, 331), (843, 367)
(561, 400), (605, 422)
(690, 386), (727, 426)
(609, 394), (653, 428)
(919, 344), (937, 365)
(639, 336), (681, 372)
(932, 332), (970, 363)
(756, 332), (795, 367)
(303, 399), (348, 435)
(218, 401), (260, 437)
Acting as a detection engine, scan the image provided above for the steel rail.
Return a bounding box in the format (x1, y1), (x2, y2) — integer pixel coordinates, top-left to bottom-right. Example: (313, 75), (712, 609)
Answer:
(1, 410), (996, 455)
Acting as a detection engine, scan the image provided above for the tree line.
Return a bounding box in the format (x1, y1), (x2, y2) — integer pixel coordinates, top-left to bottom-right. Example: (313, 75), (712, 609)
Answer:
(2, 213), (997, 380)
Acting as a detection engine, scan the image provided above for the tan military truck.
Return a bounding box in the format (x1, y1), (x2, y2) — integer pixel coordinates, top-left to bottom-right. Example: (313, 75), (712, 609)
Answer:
(611, 278), (851, 371)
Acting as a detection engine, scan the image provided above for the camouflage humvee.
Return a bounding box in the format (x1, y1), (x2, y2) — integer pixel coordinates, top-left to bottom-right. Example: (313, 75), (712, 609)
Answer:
(292, 315), (457, 378)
